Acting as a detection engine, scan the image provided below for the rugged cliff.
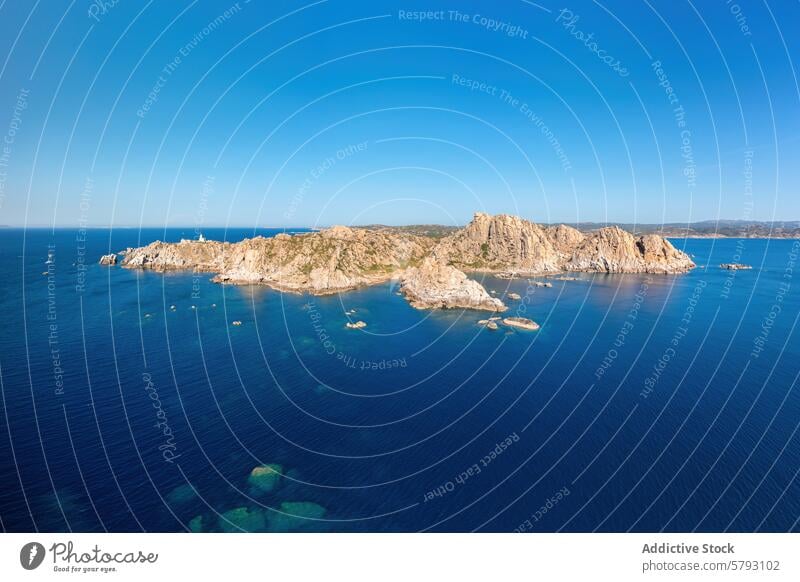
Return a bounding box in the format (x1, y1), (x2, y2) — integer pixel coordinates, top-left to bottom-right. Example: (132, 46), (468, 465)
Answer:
(432, 212), (572, 272)
(434, 213), (694, 275)
(565, 227), (695, 274)
(122, 226), (433, 294)
(400, 257), (506, 312)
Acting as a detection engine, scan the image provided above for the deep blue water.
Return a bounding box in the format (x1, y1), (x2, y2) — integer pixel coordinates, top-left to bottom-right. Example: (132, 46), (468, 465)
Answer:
(1, 228), (799, 532)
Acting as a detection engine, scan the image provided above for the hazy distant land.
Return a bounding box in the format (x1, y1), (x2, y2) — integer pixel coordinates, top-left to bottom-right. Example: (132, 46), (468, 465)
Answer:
(360, 220), (800, 239)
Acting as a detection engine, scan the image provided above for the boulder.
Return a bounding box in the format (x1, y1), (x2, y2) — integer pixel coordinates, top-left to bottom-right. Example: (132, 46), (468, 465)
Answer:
(720, 263), (752, 270)
(503, 317), (540, 331)
(400, 257), (506, 312)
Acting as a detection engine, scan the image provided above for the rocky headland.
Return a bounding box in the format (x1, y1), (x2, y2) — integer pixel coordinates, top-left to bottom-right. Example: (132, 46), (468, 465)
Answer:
(122, 226), (433, 295)
(432, 213), (694, 275)
(116, 213), (695, 312)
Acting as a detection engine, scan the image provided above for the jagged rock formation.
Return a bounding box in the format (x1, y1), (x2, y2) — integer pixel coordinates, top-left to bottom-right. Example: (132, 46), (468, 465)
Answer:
(121, 239), (225, 271)
(565, 227), (695, 274)
(434, 213), (694, 275)
(122, 226), (433, 294)
(99, 254), (117, 265)
(432, 212), (574, 273)
(400, 257), (506, 312)
(117, 213), (694, 312)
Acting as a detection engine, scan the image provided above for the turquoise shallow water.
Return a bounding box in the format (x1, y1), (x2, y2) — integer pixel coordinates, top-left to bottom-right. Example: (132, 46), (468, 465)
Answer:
(1, 228), (799, 532)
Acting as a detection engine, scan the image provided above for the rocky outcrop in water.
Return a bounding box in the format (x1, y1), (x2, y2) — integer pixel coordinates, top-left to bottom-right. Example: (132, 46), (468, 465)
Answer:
(434, 213), (694, 275)
(565, 227), (695, 274)
(503, 317), (540, 331)
(720, 263), (752, 270)
(99, 254), (117, 265)
(122, 226), (433, 294)
(432, 212), (574, 273)
(400, 257), (506, 312)
(117, 213), (694, 312)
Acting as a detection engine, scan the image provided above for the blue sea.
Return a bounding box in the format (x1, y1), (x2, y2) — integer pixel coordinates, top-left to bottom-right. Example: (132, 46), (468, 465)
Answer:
(1, 228), (799, 532)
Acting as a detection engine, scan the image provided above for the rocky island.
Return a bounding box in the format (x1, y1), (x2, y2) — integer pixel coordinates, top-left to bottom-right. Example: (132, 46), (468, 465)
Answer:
(400, 257), (506, 311)
(720, 263), (753, 270)
(115, 213), (695, 312)
(502, 317), (541, 331)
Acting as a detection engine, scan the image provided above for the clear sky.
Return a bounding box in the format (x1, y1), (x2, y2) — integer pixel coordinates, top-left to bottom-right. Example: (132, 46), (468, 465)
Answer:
(0, 0), (798, 228)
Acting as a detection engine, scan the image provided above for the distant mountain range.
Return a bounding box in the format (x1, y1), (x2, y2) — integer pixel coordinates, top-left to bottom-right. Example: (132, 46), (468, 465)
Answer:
(4, 220), (799, 238)
(571, 220), (800, 238)
(362, 220), (800, 239)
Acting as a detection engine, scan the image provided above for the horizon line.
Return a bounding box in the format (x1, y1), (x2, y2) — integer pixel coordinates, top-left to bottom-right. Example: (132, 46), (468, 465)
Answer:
(4, 217), (800, 230)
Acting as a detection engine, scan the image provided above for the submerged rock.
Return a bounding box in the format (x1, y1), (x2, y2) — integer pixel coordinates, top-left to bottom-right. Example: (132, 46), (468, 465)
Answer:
(507, 292), (522, 300)
(166, 483), (197, 505)
(188, 515), (204, 533)
(268, 501), (327, 532)
(503, 317), (540, 331)
(219, 507), (267, 533)
(247, 463), (283, 494)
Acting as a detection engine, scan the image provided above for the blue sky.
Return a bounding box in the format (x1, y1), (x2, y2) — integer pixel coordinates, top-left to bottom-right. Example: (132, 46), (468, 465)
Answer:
(0, 0), (798, 227)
